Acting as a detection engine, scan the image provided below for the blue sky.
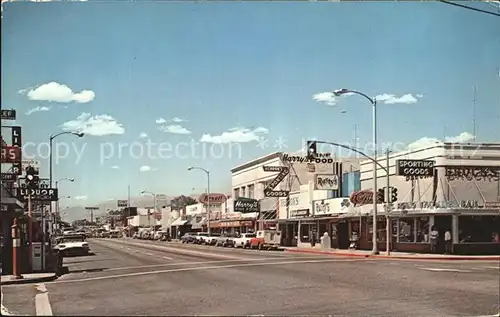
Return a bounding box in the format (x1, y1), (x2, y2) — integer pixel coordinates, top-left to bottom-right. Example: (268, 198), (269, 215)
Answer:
(1, 1), (499, 207)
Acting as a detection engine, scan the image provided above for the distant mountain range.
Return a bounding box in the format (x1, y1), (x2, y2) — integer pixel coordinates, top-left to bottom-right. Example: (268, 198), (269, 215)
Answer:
(62, 194), (197, 222)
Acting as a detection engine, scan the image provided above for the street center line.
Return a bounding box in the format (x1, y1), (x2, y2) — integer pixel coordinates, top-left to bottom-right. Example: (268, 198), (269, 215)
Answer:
(145, 252), (154, 256)
(48, 258), (365, 284)
(162, 256), (173, 260)
(35, 284), (53, 316)
(420, 267), (472, 273)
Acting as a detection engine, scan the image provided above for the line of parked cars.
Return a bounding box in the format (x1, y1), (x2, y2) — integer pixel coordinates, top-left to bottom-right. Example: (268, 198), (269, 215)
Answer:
(180, 230), (282, 251)
(133, 229), (171, 241)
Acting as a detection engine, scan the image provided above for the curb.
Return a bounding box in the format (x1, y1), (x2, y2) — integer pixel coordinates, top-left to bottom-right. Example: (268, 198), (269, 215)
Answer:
(0, 273), (58, 286)
(285, 249), (500, 261)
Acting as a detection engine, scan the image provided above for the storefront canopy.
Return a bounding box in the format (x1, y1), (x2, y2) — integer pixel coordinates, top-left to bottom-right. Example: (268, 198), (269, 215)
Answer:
(189, 215), (206, 230)
(171, 216), (188, 226)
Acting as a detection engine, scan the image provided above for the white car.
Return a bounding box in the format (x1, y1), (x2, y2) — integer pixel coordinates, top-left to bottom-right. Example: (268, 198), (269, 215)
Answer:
(54, 234), (90, 256)
(233, 233), (256, 248)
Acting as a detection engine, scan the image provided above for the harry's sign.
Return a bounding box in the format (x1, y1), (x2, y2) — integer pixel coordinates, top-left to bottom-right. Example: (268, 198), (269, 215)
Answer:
(233, 197), (260, 213)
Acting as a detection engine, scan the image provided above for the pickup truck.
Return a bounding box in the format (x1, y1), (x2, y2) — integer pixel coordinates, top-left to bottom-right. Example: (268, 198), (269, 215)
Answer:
(233, 233), (256, 249)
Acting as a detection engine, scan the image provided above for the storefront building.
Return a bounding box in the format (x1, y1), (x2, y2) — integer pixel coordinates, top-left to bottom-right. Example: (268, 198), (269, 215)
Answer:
(350, 142), (500, 255)
(1, 184), (25, 275)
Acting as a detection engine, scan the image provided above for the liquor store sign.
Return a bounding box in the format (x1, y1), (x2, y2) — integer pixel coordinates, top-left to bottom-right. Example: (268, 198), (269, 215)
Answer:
(16, 188), (58, 202)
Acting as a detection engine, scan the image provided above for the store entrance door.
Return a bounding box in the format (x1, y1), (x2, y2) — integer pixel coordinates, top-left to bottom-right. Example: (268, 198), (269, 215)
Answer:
(336, 221), (349, 249)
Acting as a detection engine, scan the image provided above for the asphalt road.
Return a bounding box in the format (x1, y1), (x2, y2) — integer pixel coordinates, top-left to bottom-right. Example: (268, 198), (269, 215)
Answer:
(2, 238), (499, 316)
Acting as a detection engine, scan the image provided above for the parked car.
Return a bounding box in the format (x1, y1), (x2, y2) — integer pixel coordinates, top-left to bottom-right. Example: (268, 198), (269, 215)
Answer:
(215, 234), (236, 247)
(132, 232), (140, 239)
(233, 233), (256, 249)
(181, 232), (197, 243)
(205, 233), (221, 246)
(54, 234), (90, 256)
(194, 232), (210, 244)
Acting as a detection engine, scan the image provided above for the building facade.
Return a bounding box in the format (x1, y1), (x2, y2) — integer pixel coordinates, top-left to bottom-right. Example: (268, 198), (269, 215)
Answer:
(350, 143), (500, 255)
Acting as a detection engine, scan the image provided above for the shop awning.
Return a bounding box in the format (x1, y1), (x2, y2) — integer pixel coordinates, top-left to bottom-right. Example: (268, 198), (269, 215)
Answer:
(171, 217), (188, 226)
(189, 216), (206, 230)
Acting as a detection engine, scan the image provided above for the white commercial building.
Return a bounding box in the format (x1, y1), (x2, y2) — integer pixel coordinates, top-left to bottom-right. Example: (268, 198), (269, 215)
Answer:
(352, 142), (500, 255)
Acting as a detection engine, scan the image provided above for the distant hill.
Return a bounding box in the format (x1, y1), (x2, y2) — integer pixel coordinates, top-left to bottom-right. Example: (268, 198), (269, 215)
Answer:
(63, 194), (203, 222)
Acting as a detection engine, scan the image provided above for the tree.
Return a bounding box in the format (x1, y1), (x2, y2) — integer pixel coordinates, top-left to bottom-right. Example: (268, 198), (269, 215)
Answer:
(170, 195), (197, 210)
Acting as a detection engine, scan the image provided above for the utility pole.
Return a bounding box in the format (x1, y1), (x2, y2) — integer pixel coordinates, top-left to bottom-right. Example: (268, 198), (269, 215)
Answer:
(472, 85), (477, 142)
(385, 148), (391, 255)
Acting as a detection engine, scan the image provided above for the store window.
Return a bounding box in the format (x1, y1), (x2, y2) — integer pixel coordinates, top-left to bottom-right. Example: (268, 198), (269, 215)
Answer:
(415, 217), (430, 243)
(248, 184), (254, 199)
(398, 218), (415, 243)
(458, 216), (500, 243)
(233, 188), (239, 199)
(366, 219), (386, 242)
(299, 223), (317, 243)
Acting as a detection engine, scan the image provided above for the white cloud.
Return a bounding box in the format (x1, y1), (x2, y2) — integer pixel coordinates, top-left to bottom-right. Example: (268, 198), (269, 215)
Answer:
(200, 126), (269, 144)
(139, 165), (151, 172)
(375, 93), (420, 104)
(110, 165), (120, 169)
(60, 112), (125, 136)
(21, 82), (95, 103)
(158, 125), (191, 134)
(25, 105), (51, 115)
(139, 132), (148, 138)
(73, 196), (87, 200)
(312, 92), (336, 106)
(172, 117), (186, 123)
(155, 117), (166, 124)
(407, 132), (475, 150)
(445, 132), (475, 143)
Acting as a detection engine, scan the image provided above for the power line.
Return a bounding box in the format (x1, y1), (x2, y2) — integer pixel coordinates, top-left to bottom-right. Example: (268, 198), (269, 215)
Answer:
(438, 0), (500, 17)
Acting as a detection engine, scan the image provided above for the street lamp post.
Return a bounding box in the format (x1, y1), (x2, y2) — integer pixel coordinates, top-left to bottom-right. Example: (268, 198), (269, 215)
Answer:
(54, 178), (74, 234)
(334, 88), (379, 255)
(141, 191), (157, 236)
(188, 166), (211, 235)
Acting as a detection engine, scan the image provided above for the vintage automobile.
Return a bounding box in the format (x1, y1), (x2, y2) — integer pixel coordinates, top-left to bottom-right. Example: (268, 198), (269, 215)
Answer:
(54, 234), (91, 256)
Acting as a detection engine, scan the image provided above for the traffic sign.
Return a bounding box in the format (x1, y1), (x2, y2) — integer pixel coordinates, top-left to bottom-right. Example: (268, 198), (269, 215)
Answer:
(16, 187), (58, 202)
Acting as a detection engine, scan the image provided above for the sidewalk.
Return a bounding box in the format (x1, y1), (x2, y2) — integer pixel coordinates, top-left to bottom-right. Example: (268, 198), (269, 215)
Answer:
(0, 272), (58, 285)
(285, 247), (500, 261)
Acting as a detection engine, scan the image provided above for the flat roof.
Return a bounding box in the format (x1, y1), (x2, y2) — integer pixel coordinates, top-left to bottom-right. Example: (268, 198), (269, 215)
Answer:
(231, 151), (282, 173)
(360, 142), (500, 166)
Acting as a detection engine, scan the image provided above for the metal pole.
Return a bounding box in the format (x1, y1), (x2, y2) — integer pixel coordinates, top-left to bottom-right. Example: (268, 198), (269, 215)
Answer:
(386, 149), (391, 255)
(55, 181), (59, 235)
(371, 100), (379, 255)
(11, 218), (23, 279)
(128, 185), (131, 237)
(28, 194), (33, 270)
(153, 193), (157, 236)
(206, 170), (211, 235)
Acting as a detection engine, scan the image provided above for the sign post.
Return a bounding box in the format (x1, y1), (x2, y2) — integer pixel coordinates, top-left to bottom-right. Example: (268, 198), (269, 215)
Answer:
(11, 218), (23, 279)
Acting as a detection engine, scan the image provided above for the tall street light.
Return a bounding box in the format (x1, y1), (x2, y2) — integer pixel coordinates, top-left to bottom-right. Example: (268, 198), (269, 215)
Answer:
(333, 88), (379, 255)
(141, 190), (157, 235)
(188, 166), (211, 235)
(49, 131), (84, 188)
(54, 178), (74, 233)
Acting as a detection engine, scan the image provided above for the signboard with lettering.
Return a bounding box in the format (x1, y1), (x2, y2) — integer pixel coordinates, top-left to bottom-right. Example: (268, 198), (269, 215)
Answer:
(262, 166), (290, 197)
(1, 146), (21, 163)
(445, 166), (500, 182)
(313, 198), (352, 216)
(198, 193), (227, 205)
(349, 190), (382, 206)
(16, 188), (58, 202)
(233, 197), (260, 213)
(396, 160), (435, 178)
(396, 200), (482, 210)
(289, 209), (309, 218)
(117, 200), (128, 207)
(314, 174), (339, 190)
(0, 109), (16, 120)
(0, 173), (17, 181)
